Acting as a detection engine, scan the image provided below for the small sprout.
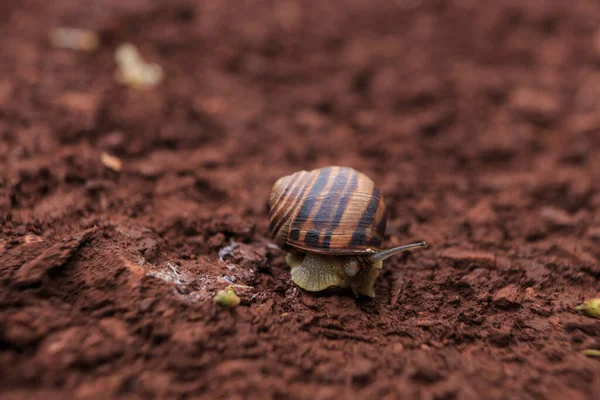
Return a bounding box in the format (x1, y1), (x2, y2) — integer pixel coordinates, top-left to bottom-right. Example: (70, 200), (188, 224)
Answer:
(581, 349), (600, 358)
(576, 299), (600, 319)
(214, 287), (241, 308)
(100, 152), (122, 172)
(213, 285), (252, 308)
(115, 43), (163, 88)
(50, 27), (99, 51)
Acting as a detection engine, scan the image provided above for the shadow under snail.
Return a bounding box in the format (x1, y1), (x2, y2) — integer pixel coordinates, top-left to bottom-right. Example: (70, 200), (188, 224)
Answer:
(268, 166), (427, 298)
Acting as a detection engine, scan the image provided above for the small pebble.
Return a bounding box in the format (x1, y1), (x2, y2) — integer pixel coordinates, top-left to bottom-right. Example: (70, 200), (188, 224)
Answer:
(100, 152), (123, 172)
(391, 343), (405, 353)
(540, 207), (576, 229)
(487, 328), (512, 347)
(510, 87), (561, 124)
(493, 285), (522, 309)
(523, 287), (537, 302)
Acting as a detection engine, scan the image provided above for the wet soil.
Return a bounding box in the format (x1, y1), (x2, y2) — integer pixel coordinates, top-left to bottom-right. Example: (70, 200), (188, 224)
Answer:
(2, 0), (600, 398)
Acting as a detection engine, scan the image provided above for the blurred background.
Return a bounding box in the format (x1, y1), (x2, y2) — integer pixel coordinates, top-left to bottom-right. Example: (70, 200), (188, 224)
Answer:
(2, 0), (600, 398)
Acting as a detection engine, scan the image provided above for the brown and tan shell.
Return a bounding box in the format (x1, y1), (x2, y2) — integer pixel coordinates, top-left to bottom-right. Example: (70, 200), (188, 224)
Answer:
(267, 166), (387, 255)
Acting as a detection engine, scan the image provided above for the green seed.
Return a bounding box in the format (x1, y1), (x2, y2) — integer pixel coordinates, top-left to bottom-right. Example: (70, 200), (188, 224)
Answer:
(214, 287), (241, 308)
(576, 299), (600, 319)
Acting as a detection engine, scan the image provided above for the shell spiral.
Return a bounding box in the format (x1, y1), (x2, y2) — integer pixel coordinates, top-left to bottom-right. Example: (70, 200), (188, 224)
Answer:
(268, 166), (387, 255)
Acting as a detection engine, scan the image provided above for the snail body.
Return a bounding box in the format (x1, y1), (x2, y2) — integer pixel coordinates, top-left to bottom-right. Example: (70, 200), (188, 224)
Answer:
(268, 166), (426, 297)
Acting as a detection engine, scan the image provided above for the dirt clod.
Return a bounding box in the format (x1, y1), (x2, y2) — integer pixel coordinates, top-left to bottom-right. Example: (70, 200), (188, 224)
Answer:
(493, 285), (522, 310)
(509, 87), (562, 125)
(13, 228), (96, 287)
(441, 248), (496, 269)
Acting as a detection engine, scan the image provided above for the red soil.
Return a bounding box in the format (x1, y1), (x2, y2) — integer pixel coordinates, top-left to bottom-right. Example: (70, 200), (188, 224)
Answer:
(2, 0), (600, 398)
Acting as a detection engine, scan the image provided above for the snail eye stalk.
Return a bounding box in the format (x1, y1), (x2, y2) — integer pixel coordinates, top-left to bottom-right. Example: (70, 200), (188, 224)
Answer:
(371, 242), (428, 262)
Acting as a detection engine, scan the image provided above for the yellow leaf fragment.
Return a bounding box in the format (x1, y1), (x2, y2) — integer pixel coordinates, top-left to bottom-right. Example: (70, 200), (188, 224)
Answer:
(100, 152), (122, 172)
(582, 349), (600, 358)
(576, 299), (600, 319)
(115, 43), (163, 88)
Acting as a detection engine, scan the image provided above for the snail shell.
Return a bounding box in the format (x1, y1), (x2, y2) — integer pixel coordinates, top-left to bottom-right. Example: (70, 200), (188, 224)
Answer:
(268, 166), (387, 255)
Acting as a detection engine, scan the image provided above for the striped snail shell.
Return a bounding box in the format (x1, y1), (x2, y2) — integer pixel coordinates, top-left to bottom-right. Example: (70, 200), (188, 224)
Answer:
(267, 166), (427, 298)
(268, 166), (386, 255)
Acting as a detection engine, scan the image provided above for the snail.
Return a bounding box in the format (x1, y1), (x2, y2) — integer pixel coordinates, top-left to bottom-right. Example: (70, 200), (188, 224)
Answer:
(268, 166), (427, 297)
